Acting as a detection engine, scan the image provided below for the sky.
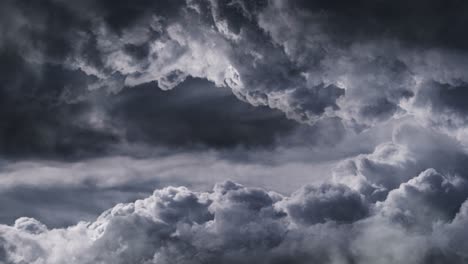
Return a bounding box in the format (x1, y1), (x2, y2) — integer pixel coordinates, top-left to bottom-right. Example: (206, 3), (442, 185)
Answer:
(2, 0), (468, 263)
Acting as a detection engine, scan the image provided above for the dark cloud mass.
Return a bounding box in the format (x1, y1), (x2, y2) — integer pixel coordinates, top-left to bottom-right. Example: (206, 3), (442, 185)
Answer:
(2, 0), (468, 128)
(110, 78), (297, 148)
(2, 0), (468, 263)
(0, 50), (298, 159)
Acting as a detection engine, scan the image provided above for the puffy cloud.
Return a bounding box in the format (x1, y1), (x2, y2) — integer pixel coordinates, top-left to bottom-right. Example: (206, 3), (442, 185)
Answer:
(0, 180), (356, 263)
(333, 122), (468, 201)
(379, 169), (468, 229)
(2, 176), (468, 264)
(13, 218), (47, 235)
(280, 183), (369, 225)
(0, 182), (286, 263)
(3, 1), (468, 263)
(0, 54), (300, 159)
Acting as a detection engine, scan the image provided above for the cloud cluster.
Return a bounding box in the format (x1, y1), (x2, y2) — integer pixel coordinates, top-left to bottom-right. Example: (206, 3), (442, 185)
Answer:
(333, 122), (468, 201)
(2, 1), (468, 263)
(3, 0), (468, 159)
(0, 60), (300, 158)
(2, 121), (468, 263)
(0, 146), (340, 227)
(4, 0), (468, 131)
(2, 173), (468, 263)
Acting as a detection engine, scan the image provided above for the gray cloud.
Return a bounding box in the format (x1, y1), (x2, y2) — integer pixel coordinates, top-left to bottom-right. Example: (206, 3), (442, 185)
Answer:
(3, 0), (468, 131)
(2, 0), (468, 160)
(0, 52), (301, 159)
(333, 121), (468, 201)
(280, 183), (369, 225)
(2, 1), (468, 263)
(0, 148), (341, 228)
(2, 174), (468, 264)
(1, 121), (468, 263)
(380, 168), (468, 229)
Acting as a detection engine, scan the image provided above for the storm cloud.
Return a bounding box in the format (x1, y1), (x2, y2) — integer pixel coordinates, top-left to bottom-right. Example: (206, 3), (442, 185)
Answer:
(2, 0), (468, 263)
(3, 0), (468, 128)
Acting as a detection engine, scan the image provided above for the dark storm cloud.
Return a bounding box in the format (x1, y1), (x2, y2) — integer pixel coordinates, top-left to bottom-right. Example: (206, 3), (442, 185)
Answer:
(0, 50), (300, 158)
(217, 0), (468, 128)
(3, 0), (468, 132)
(290, 0), (468, 49)
(0, 51), (118, 159)
(2, 0), (326, 158)
(419, 82), (468, 114)
(0, 0), (454, 130)
(413, 81), (468, 133)
(3, 1), (468, 263)
(108, 78), (297, 149)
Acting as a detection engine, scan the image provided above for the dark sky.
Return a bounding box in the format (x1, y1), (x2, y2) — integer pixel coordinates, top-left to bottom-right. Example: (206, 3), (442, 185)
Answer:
(2, 0), (468, 263)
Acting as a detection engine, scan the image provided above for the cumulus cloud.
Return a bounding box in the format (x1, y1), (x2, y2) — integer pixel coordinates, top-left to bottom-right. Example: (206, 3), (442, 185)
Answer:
(2, 1), (468, 263)
(333, 122), (468, 201)
(1, 121), (468, 263)
(2, 174), (468, 264)
(0, 147), (340, 227)
(280, 183), (369, 225)
(380, 168), (468, 229)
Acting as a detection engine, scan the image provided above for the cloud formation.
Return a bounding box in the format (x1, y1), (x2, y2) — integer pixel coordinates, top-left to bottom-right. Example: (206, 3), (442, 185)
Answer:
(4, 0), (468, 130)
(2, 171), (468, 264)
(2, 0), (468, 263)
(2, 122), (468, 263)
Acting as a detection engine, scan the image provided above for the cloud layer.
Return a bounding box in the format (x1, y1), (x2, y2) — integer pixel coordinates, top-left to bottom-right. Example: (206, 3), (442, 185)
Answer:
(2, 123), (468, 263)
(2, 0), (468, 263)
(2, 173), (468, 264)
(3, 0), (468, 131)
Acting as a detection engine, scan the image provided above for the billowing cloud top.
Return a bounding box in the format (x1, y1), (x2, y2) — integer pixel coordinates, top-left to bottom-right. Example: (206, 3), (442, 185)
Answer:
(2, 0), (468, 263)
(2, 155), (468, 263)
(2, 0), (468, 130)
